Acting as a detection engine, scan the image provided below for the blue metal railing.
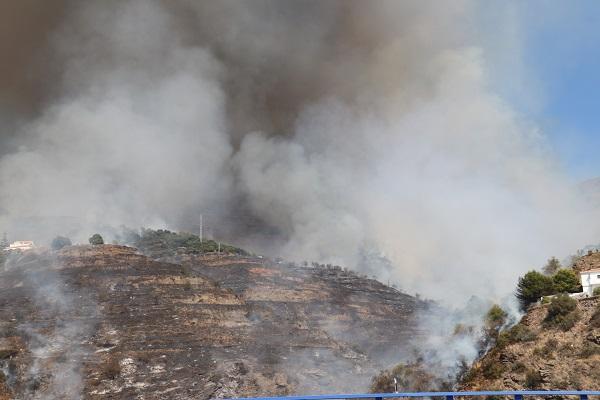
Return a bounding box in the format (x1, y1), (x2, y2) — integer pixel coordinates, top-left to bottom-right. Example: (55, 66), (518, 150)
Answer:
(228, 391), (600, 400)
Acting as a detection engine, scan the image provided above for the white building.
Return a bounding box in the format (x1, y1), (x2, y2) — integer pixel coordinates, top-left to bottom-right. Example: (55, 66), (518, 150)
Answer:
(7, 240), (35, 251)
(580, 268), (600, 296)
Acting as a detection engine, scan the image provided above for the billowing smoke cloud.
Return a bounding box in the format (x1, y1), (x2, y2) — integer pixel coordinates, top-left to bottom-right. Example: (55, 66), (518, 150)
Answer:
(0, 0), (598, 305)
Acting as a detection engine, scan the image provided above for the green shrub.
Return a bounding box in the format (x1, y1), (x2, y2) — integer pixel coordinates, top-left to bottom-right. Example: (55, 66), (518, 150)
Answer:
(544, 294), (580, 331)
(51, 236), (72, 250)
(486, 305), (508, 328)
(552, 269), (582, 293)
(593, 287), (600, 297)
(524, 369), (543, 389)
(89, 234), (104, 245)
(132, 228), (248, 258)
(483, 305), (508, 345)
(509, 324), (537, 342)
(516, 271), (555, 311)
(497, 324), (537, 349)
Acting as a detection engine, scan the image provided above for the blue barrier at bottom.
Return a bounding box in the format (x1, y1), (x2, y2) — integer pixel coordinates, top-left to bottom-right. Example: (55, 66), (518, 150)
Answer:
(227, 391), (600, 400)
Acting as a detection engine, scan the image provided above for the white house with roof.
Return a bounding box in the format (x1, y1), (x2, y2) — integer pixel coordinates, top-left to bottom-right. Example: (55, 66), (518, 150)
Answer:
(7, 240), (35, 251)
(580, 268), (600, 296)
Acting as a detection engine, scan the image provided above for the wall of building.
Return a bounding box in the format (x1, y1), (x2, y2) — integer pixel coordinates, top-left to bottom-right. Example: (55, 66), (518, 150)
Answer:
(581, 271), (600, 295)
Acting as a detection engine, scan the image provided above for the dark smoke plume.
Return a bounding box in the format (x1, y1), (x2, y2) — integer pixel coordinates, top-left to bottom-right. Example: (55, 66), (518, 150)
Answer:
(0, 0), (598, 304)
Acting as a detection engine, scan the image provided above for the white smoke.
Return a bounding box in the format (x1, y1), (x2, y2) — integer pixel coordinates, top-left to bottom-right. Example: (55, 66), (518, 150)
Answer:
(0, 0), (598, 307)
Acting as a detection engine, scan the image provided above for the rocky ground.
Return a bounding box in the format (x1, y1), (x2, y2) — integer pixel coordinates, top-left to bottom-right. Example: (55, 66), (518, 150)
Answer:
(0, 245), (427, 399)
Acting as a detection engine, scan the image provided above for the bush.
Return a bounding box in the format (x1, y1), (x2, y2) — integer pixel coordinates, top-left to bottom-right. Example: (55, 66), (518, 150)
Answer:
(580, 342), (600, 358)
(133, 228), (248, 258)
(512, 362), (527, 373)
(516, 271), (555, 311)
(590, 305), (600, 328)
(89, 234), (104, 245)
(483, 305), (508, 346)
(51, 236), (72, 250)
(593, 287), (600, 297)
(370, 361), (447, 392)
(486, 305), (508, 328)
(481, 360), (505, 379)
(102, 357), (121, 380)
(544, 294), (580, 331)
(552, 269), (582, 293)
(525, 369), (543, 389)
(498, 324), (536, 347)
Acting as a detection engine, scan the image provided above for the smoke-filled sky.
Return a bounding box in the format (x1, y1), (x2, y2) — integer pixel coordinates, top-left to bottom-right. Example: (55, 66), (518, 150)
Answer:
(1, 0), (599, 304)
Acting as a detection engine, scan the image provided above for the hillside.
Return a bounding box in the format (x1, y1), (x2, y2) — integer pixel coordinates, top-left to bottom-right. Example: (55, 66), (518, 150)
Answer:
(0, 245), (427, 399)
(461, 295), (600, 391)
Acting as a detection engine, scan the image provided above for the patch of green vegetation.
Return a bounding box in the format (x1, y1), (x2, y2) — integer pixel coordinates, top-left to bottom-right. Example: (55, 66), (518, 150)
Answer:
(516, 268), (582, 311)
(593, 287), (600, 297)
(497, 323), (537, 348)
(370, 360), (451, 392)
(481, 359), (506, 380)
(89, 233), (104, 245)
(483, 304), (508, 346)
(552, 269), (582, 293)
(132, 228), (248, 258)
(516, 271), (555, 311)
(543, 294), (581, 331)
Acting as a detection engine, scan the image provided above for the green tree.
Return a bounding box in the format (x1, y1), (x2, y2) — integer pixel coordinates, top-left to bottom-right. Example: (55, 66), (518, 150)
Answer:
(542, 257), (561, 275)
(516, 271), (554, 311)
(89, 234), (104, 245)
(51, 236), (72, 251)
(552, 268), (582, 293)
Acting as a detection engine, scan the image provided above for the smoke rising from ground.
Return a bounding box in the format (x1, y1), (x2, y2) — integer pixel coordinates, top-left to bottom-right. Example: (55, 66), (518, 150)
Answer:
(0, 0), (598, 305)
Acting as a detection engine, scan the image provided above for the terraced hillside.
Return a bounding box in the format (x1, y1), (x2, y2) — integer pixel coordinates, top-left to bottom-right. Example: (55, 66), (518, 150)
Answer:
(0, 245), (427, 399)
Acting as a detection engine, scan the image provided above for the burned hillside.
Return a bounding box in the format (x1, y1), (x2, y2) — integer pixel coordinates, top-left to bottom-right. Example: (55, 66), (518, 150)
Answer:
(0, 245), (428, 399)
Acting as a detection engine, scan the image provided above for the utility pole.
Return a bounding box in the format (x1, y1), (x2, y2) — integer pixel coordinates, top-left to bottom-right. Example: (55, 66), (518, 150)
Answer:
(199, 214), (203, 251)
(199, 214), (204, 244)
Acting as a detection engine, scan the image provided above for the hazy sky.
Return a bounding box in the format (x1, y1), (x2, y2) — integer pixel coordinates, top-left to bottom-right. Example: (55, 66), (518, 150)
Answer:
(481, 1), (600, 181)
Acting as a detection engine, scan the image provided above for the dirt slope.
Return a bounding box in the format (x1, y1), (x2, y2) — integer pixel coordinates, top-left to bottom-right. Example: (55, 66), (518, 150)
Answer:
(0, 245), (427, 399)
